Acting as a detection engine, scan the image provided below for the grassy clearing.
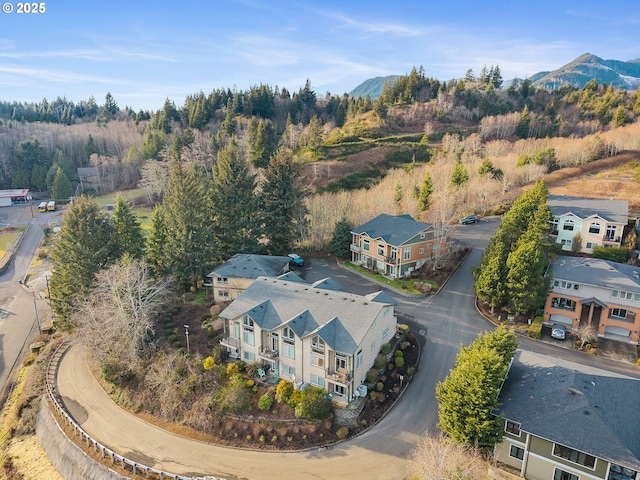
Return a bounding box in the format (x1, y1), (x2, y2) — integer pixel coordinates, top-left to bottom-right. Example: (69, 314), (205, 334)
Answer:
(92, 187), (149, 207)
(343, 262), (437, 294)
(0, 226), (26, 258)
(182, 289), (209, 306)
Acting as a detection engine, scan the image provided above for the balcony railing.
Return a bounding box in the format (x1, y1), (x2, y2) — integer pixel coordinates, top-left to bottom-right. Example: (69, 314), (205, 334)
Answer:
(602, 235), (621, 243)
(258, 347), (279, 360)
(385, 256), (399, 265)
(220, 337), (240, 349)
(350, 244), (361, 252)
(326, 368), (353, 385)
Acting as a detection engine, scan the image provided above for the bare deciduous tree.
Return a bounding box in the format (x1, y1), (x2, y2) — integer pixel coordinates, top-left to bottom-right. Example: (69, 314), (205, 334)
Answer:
(73, 259), (173, 365)
(575, 323), (598, 349)
(409, 433), (487, 480)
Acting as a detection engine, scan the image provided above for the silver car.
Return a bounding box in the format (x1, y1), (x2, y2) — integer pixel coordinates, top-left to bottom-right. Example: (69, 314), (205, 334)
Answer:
(550, 324), (566, 340)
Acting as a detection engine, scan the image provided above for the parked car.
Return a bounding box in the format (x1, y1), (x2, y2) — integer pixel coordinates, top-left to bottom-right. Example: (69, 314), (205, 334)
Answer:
(459, 214), (480, 225)
(288, 253), (304, 267)
(551, 324), (566, 340)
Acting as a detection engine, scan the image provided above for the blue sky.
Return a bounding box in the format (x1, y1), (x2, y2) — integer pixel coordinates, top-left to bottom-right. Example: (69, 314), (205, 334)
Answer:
(0, 0), (638, 111)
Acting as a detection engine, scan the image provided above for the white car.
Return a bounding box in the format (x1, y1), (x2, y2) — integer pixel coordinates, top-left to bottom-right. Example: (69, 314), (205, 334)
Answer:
(550, 324), (566, 340)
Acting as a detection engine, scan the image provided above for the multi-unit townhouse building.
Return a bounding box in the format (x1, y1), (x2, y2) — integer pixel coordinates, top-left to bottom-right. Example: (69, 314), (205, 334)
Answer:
(206, 254), (291, 303)
(544, 255), (640, 344)
(548, 195), (628, 254)
(218, 276), (397, 404)
(495, 350), (640, 480)
(350, 213), (448, 278)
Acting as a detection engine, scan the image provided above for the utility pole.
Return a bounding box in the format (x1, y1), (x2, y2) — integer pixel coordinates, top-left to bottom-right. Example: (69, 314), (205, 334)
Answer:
(32, 291), (42, 334)
(184, 324), (190, 354)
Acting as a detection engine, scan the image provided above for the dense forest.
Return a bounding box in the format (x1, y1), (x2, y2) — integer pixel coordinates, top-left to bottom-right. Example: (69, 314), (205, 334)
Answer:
(2, 67), (640, 253)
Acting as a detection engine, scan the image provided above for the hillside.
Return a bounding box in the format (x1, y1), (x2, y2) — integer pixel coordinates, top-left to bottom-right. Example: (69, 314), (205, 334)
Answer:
(531, 53), (640, 90)
(348, 75), (400, 99)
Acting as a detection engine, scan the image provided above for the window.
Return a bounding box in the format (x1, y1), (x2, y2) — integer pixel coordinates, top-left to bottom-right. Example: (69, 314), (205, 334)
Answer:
(606, 225), (617, 240)
(217, 277), (228, 284)
(382, 326), (390, 340)
(334, 384), (346, 396)
(553, 443), (595, 469)
(243, 351), (255, 362)
(563, 220), (574, 231)
(281, 364), (295, 378)
(370, 340), (376, 351)
(586, 242), (593, 249)
(242, 316), (254, 345)
(588, 223), (601, 234)
(608, 465), (638, 480)
(311, 351), (324, 367)
(610, 308), (628, 319)
(356, 350), (363, 369)
(218, 290), (229, 297)
(554, 469), (579, 480)
(363, 240), (370, 251)
(509, 445), (524, 460)
(419, 248), (425, 254)
(505, 421), (521, 435)
(554, 280), (579, 291)
(612, 290), (633, 301)
(550, 218), (559, 233)
(282, 344), (295, 359)
(377, 244), (384, 256)
(403, 247), (411, 260)
(420, 233), (425, 239)
(335, 354), (347, 371)
(311, 335), (325, 352)
(310, 374), (325, 387)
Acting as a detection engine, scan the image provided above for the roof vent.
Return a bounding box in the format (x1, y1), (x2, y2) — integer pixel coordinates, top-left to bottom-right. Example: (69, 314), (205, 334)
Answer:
(634, 271), (639, 279)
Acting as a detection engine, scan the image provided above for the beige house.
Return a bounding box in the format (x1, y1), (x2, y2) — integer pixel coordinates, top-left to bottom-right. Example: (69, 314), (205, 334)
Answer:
(495, 350), (640, 480)
(219, 276), (397, 404)
(350, 213), (448, 278)
(544, 256), (640, 344)
(206, 254), (291, 303)
(548, 195), (628, 253)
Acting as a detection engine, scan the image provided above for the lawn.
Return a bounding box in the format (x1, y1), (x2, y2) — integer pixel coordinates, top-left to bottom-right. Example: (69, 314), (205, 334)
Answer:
(343, 261), (437, 294)
(0, 226), (26, 258)
(92, 187), (149, 207)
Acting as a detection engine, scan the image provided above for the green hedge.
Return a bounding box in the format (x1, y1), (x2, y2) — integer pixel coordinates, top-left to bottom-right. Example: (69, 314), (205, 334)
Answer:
(527, 316), (544, 339)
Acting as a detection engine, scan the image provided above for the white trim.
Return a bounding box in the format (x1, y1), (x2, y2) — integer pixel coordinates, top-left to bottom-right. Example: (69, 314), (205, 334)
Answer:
(552, 442), (597, 471)
(524, 451), (601, 480)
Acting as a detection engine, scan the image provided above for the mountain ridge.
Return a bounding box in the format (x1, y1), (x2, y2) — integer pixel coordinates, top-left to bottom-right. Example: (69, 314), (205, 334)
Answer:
(349, 53), (640, 99)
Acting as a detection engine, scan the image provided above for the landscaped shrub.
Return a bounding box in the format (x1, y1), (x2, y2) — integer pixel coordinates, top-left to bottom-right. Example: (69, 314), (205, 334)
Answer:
(258, 393), (273, 411)
(585, 343), (592, 350)
(527, 316), (543, 339)
(212, 373), (252, 414)
(395, 356), (405, 368)
(394, 350), (404, 358)
(212, 345), (228, 364)
(376, 382), (384, 391)
(246, 379), (255, 388)
(336, 427), (349, 439)
(203, 356), (216, 371)
(400, 341), (410, 351)
(226, 363), (240, 376)
(288, 389), (302, 409)
(374, 354), (386, 368)
(381, 343), (391, 355)
(406, 366), (416, 377)
(245, 361), (261, 377)
(234, 360), (246, 372)
(275, 380), (294, 403)
(366, 369), (378, 383)
(295, 386), (332, 421)
(369, 391), (378, 401)
(377, 393), (386, 403)
(397, 324), (410, 335)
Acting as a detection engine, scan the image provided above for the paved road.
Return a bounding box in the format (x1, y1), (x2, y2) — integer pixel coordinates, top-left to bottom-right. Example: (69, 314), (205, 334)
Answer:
(56, 217), (640, 480)
(0, 205), (60, 395)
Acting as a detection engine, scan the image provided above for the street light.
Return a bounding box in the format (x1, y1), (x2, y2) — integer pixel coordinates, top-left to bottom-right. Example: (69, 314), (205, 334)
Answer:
(184, 325), (190, 353)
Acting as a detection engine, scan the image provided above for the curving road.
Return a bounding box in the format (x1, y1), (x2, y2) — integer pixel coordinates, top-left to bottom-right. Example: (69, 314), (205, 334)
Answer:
(55, 217), (640, 480)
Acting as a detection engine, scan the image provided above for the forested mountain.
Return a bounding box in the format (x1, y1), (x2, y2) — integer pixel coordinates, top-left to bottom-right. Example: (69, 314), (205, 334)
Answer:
(349, 75), (400, 99)
(531, 53), (640, 91)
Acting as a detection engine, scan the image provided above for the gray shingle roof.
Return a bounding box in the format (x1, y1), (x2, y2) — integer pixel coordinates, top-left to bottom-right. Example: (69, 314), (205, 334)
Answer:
(219, 276), (394, 355)
(498, 350), (640, 470)
(551, 255), (640, 293)
(311, 277), (343, 291)
(548, 195), (628, 224)
(351, 213), (431, 246)
(207, 254), (290, 280)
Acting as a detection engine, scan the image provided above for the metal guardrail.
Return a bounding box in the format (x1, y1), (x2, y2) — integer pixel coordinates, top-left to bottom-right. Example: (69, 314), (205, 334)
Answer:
(45, 341), (219, 480)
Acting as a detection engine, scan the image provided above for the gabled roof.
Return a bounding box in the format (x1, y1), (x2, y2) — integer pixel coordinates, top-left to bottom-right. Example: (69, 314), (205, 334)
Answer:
(548, 195), (628, 224)
(311, 277), (343, 291)
(365, 290), (398, 306)
(278, 271), (306, 283)
(498, 350), (640, 470)
(551, 255), (640, 293)
(219, 276), (395, 355)
(207, 254), (290, 280)
(351, 213), (432, 246)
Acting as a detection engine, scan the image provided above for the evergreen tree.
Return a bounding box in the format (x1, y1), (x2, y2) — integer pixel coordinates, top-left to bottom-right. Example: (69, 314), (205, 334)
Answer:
(49, 196), (115, 326)
(613, 105), (627, 127)
(328, 218), (353, 259)
(516, 105), (531, 138)
(260, 148), (307, 255)
(211, 141), (262, 259)
(247, 118), (278, 168)
(51, 167), (73, 201)
(450, 161), (469, 187)
(373, 97), (387, 120)
(146, 206), (170, 277)
(436, 328), (517, 451)
(163, 162), (216, 288)
(491, 65), (503, 89)
(417, 171), (434, 212)
(505, 236), (549, 315)
(104, 92), (118, 116)
(305, 115), (324, 151)
(112, 195), (145, 259)
(473, 236), (508, 312)
(634, 89), (640, 116)
(477, 158), (495, 176)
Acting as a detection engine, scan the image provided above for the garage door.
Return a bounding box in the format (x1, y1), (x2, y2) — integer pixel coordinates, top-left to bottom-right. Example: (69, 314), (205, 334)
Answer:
(604, 326), (631, 338)
(549, 314), (573, 327)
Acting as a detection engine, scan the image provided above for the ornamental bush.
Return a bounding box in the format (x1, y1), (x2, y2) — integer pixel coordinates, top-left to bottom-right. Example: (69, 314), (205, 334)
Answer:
(258, 393), (273, 411)
(336, 427), (349, 439)
(275, 380), (293, 403)
(395, 356), (405, 368)
(527, 316), (543, 339)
